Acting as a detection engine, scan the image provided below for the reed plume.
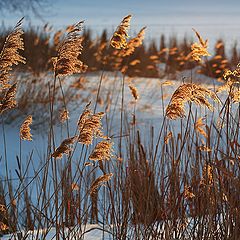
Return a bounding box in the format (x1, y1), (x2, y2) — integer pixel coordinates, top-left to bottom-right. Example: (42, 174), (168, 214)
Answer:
(89, 140), (113, 161)
(0, 83), (17, 114)
(164, 131), (173, 144)
(90, 173), (113, 195)
(198, 144), (212, 152)
(121, 27), (146, 56)
(195, 117), (207, 138)
(183, 186), (195, 200)
(52, 136), (76, 159)
(129, 84), (139, 101)
(71, 183), (79, 191)
(20, 115), (33, 141)
(110, 15), (132, 49)
(0, 18), (26, 89)
(166, 83), (219, 119)
(129, 59), (141, 66)
(52, 21), (87, 77)
(202, 164), (213, 186)
(0, 222), (9, 232)
(78, 109), (105, 145)
(191, 29), (211, 62)
(230, 90), (240, 103)
(59, 109), (69, 123)
(217, 64), (240, 94)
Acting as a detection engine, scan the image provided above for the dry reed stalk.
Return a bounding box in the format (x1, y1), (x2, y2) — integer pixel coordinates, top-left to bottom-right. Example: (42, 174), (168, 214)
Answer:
(0, 83), (17, 114)
(89, 140), (113, 161)
(0, 18), (26, 89)
(166, 83), (219, 119)
(20, 115), (33, 141)
(128, 84), (139, 101)
(191, 29), (211, 62)
(78, 109), (105, 145)
(52, 21), (87, 77)
(90, 173), (113, 195)
(52, 136), (76, 159)
(110, 15), (132, 49)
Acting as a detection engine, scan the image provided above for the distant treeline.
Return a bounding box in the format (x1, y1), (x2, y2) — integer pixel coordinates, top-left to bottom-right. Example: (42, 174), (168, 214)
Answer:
(0, 24), (240, 79)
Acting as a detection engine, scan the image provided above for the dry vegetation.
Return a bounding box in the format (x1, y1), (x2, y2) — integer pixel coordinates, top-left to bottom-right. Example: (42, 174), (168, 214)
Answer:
(1, 15), (240, 240)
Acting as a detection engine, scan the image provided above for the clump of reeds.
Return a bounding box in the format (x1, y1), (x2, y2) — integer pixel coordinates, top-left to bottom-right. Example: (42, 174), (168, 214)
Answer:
(52, 21), (87, 77)
(110, 15), (132, 49)
(0, 83), (17, 114)
(166, 83), (219, 119)
(52, 136), (76, 159)
(191, 29), (211, 62)
(20, 115), (33, 141)
(78, 108), (105, 145)
(89, 140), (113, 161)
(0, 18), (26, 89)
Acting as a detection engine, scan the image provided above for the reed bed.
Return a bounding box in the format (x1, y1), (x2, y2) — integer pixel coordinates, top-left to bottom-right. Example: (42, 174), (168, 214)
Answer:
(0, 16), (240, 240)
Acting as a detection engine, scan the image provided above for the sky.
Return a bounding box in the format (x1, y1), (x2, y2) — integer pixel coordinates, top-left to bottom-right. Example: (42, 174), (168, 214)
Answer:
(2, 0), (240, 27)
(1, 0), (240, 49)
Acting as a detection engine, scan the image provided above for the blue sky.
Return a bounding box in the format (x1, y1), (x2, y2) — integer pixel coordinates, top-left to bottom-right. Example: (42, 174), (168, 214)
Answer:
(2, 0), (240, 27)
(2, 0), (240, 50)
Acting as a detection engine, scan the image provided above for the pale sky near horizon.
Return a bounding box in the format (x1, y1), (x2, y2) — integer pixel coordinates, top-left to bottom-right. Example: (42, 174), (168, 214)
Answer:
(2, 0), (240, 27)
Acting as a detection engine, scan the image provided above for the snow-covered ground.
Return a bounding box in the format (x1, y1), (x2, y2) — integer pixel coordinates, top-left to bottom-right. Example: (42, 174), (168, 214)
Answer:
(0, 71), (221, 170)
(1, 225), (112, 240)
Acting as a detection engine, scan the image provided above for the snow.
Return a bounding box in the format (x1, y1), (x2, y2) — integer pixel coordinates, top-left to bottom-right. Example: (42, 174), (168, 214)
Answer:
(1, 225), (112, 239)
